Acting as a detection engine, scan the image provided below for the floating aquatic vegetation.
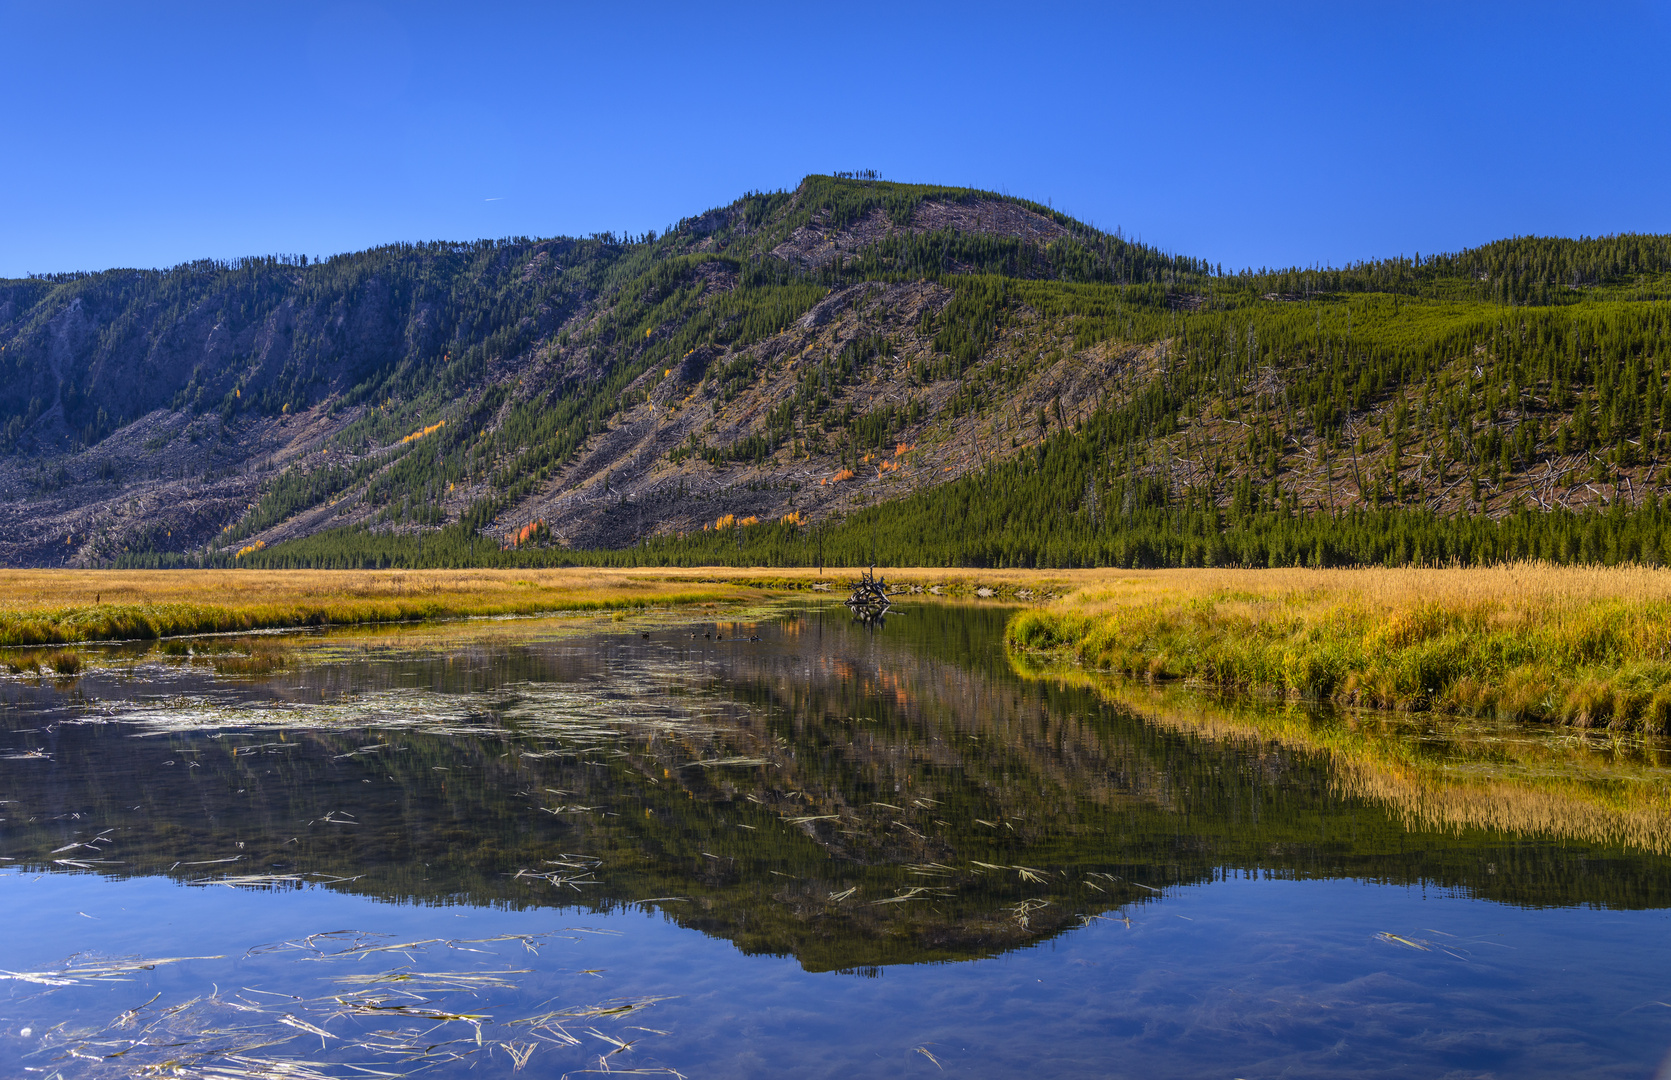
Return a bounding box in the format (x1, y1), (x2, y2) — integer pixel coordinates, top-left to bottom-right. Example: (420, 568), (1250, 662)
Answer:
(19, 930), (682, 1079)
(0, 953), (223, 987)
(970, 861), (1049, 883)
(1008, 898), (1051, 932)
(95, 664), (751, 758)
(512, 855), (603, 892)
(904, 863), (955, 877)
(870, 886), (953, 906)
(189, 872), (360, 890)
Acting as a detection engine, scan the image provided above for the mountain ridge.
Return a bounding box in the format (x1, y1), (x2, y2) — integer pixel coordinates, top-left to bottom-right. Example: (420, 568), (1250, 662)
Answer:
(5, 175), (1671, 568)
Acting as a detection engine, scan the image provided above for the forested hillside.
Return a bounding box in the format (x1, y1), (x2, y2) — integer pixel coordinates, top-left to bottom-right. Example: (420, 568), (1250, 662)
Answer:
(6, 173), (1671, 569)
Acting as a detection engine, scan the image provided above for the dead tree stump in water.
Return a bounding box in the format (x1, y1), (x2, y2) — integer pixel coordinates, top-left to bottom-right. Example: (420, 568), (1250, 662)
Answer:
(845, 567), (894, 624)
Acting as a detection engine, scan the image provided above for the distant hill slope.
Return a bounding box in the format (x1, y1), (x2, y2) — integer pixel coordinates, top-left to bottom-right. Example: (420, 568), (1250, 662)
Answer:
(4, 175), (1671, 568)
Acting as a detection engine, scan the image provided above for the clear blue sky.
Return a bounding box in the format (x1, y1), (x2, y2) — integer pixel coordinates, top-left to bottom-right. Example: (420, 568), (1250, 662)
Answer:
(3, 1), (1669, 278)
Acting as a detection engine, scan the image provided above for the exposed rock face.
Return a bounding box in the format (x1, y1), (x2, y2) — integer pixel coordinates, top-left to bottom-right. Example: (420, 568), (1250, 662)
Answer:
(769, 199), (1072, 270)
(513, 278), (1143, 551)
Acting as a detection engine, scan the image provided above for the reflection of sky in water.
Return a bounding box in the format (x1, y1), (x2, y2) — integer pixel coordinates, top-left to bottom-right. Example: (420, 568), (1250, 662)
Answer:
(5, 873), (1671, 1078)
(2, 605), (1671, 1077)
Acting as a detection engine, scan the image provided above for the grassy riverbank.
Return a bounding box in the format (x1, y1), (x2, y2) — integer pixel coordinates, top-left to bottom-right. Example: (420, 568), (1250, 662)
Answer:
(0, 568), (768, 646)
(1007, 565), (1671, 732)
(0, 565), (1084, 647)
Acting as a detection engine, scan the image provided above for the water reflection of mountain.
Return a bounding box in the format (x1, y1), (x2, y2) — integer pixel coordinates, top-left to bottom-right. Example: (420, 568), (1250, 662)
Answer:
(3, 603), (1671, 972)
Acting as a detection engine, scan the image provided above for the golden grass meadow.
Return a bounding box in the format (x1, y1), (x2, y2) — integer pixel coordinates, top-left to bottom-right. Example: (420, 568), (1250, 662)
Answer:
(1009, 563), (1671, 732)
(0, 567), (766, 647)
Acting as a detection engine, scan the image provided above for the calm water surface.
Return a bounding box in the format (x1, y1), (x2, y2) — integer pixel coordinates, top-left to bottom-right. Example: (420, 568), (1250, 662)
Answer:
(3, 603), (1671, 1078)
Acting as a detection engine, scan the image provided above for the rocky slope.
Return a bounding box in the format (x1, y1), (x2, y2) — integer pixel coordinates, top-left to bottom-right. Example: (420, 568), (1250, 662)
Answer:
(0, 177), (1165, 565)
(5, 175), (1671, 568)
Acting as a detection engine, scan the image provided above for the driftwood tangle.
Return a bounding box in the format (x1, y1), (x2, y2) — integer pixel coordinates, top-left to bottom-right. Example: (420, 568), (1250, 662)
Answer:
(845, 567), (894, 624)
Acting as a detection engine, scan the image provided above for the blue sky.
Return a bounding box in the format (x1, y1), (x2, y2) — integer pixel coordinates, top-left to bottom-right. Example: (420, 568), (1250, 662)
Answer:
(3, 1), (1668, 278)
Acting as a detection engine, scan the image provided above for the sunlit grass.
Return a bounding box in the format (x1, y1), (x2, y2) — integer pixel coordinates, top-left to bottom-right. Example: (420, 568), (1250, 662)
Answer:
(0, 568), (762, 646)
(1008, 564), (1671, 731)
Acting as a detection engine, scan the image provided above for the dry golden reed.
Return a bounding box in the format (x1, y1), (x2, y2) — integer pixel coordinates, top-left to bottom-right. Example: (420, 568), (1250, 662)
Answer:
(0, 567), (757, 646)
(1008, 563), (1671, 732)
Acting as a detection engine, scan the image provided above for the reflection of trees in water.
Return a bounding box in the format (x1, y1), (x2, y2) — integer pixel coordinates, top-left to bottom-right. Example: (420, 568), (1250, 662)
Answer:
(1074, 672), (1671, 857)
(3, 604), (1671, 971)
